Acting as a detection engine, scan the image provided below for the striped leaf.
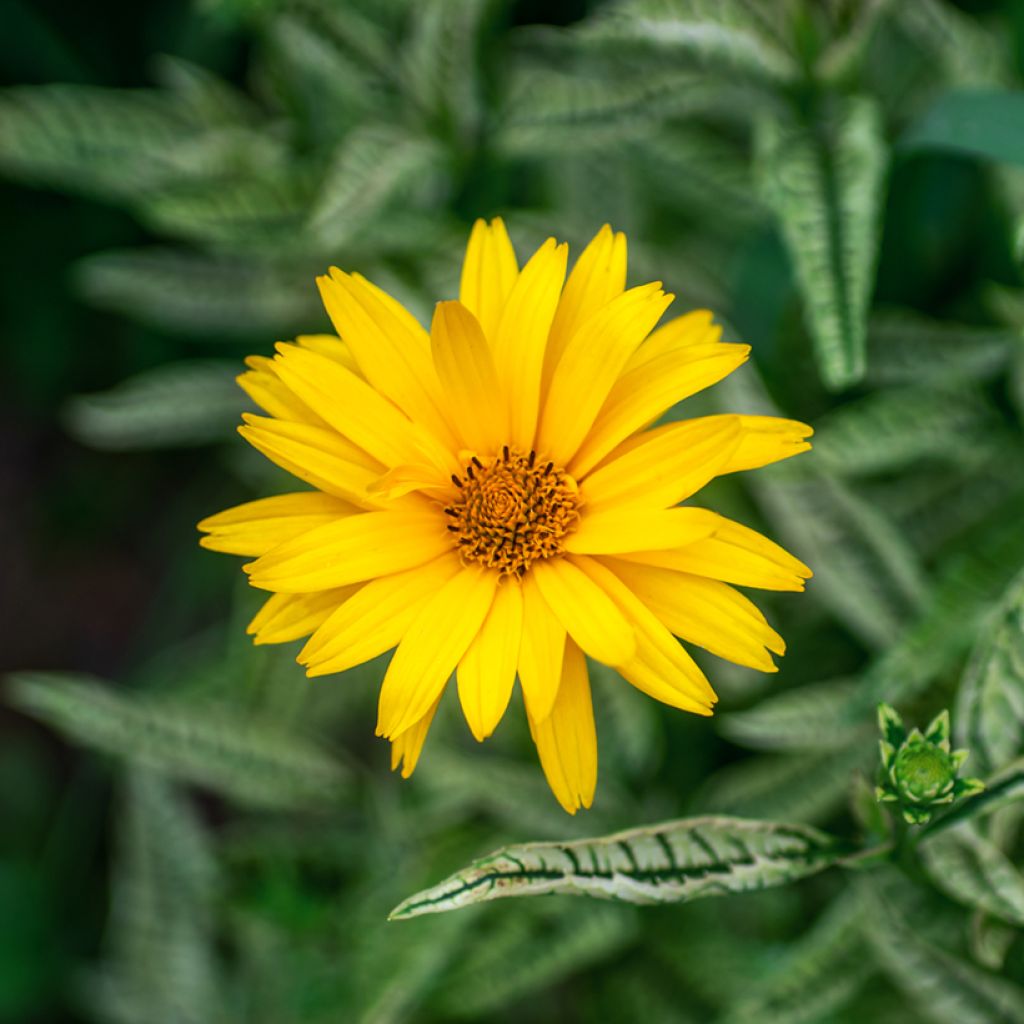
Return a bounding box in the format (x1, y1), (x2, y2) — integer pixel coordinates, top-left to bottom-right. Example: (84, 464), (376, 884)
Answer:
(7, 673), (348, 809)
(919, 823), (1024, 928)
(955, 570), (1024, 776)
(389, 816), (848, 918)
(756, 97), (887, 390)
(63, 360), (246, 451)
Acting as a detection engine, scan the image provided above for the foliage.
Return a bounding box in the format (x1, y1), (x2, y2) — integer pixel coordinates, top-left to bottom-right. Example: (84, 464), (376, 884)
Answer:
(5, 0), (1024, 1022)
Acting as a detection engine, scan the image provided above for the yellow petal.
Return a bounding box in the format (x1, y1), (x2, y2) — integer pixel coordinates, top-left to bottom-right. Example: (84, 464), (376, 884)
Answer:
(491, 238), (568, 450)
(198, 492), (357, 557)
(430, 300), (507, 454)
(543, 224), (627, 392)
(271, 343), (453, 476)
(247, 586), (360, 645)
(564, 507), (720, 555)
(317, 271), (456, 447)
(571, 342), (750, 478)
(604, 559), (784, 671)
(390, 695), (442, 779)
(459, 217), (519, 342)
(457, 581), (523, 740)
(575, 556), (716, 711)
(377, 567), (498, 738)
(368, 464), (456, 501)
(301, 552), (462, 675)
(296, 334), (363, 375)
(527, 639), (596, 814)
(239, 415), (388, 509)
(245, 507), (450, 593)
(537, 283), (673, 466)
(518, 572), (566, 722)
(625, 310), (721, 367)
(238, 356), (324, 426)
(530, 557), (635, 665)
(717, 415), (813, 474)
(615, 516), (813, 591)
(580, 416), (743, 511)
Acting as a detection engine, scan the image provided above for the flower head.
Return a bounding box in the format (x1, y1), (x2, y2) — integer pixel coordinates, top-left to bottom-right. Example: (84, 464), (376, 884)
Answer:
(876, 703), (985, 824)
(199, 220), (812, 812)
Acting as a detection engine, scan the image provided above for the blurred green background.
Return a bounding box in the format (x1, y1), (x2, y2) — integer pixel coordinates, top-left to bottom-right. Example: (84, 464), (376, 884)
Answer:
(4, 0), (1024, 1021)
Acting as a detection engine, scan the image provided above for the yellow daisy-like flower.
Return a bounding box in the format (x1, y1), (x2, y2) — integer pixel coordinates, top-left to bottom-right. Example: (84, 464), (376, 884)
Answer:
(199, 221), (812, 813)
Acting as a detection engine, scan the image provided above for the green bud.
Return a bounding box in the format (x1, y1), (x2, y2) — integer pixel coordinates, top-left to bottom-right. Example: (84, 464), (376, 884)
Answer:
(875, 703), (984, 825)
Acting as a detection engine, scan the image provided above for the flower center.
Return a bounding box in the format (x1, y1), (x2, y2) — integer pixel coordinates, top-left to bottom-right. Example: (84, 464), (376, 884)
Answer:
(445, 447), (581, 578)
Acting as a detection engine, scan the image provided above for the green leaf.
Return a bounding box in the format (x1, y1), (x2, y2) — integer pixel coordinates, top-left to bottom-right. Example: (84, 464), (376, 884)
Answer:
(955, 570), (1024, 776)
(753, 469), (926, 650)
(902, 90), (1024, 167)
(866, 309), (1018, 386)
(140, 177), (313, 251)
(0, 84), (189, 199)
(697, 744), (872, 825)
(856, 512), (1024, 708)
(389, 816), (848, 918)
(718, 891), (872, 1024)
(75, 247), (320, 334)
(401, 0), (491, 142)
(812, 385), (998, 476)
(575, 0), (796, 82)
(923, 757), (1024, 836)
(62, 361), (245, 451)
(718, 367), (927, 648)
(83, 771), (223, 1024)
(756, 97), (887, 390)
(893, 2), (1010, 87)
(496, 63), (760, 156)
(863, 878), (1024, 1024)
(431, 903), (638, 1017)
(969, 911), (1017, 971)
(7, 673), (347, 809)
(307, 125), (442, 245)
(720, 679), (865, 752)
(635, 126), (761, 226)
(153, 54), (259, 126)
(919, 823), (1024, 927)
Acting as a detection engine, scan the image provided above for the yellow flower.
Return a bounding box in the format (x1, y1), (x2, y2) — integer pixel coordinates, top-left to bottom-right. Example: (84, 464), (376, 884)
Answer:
(199, 221), (812, 813)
